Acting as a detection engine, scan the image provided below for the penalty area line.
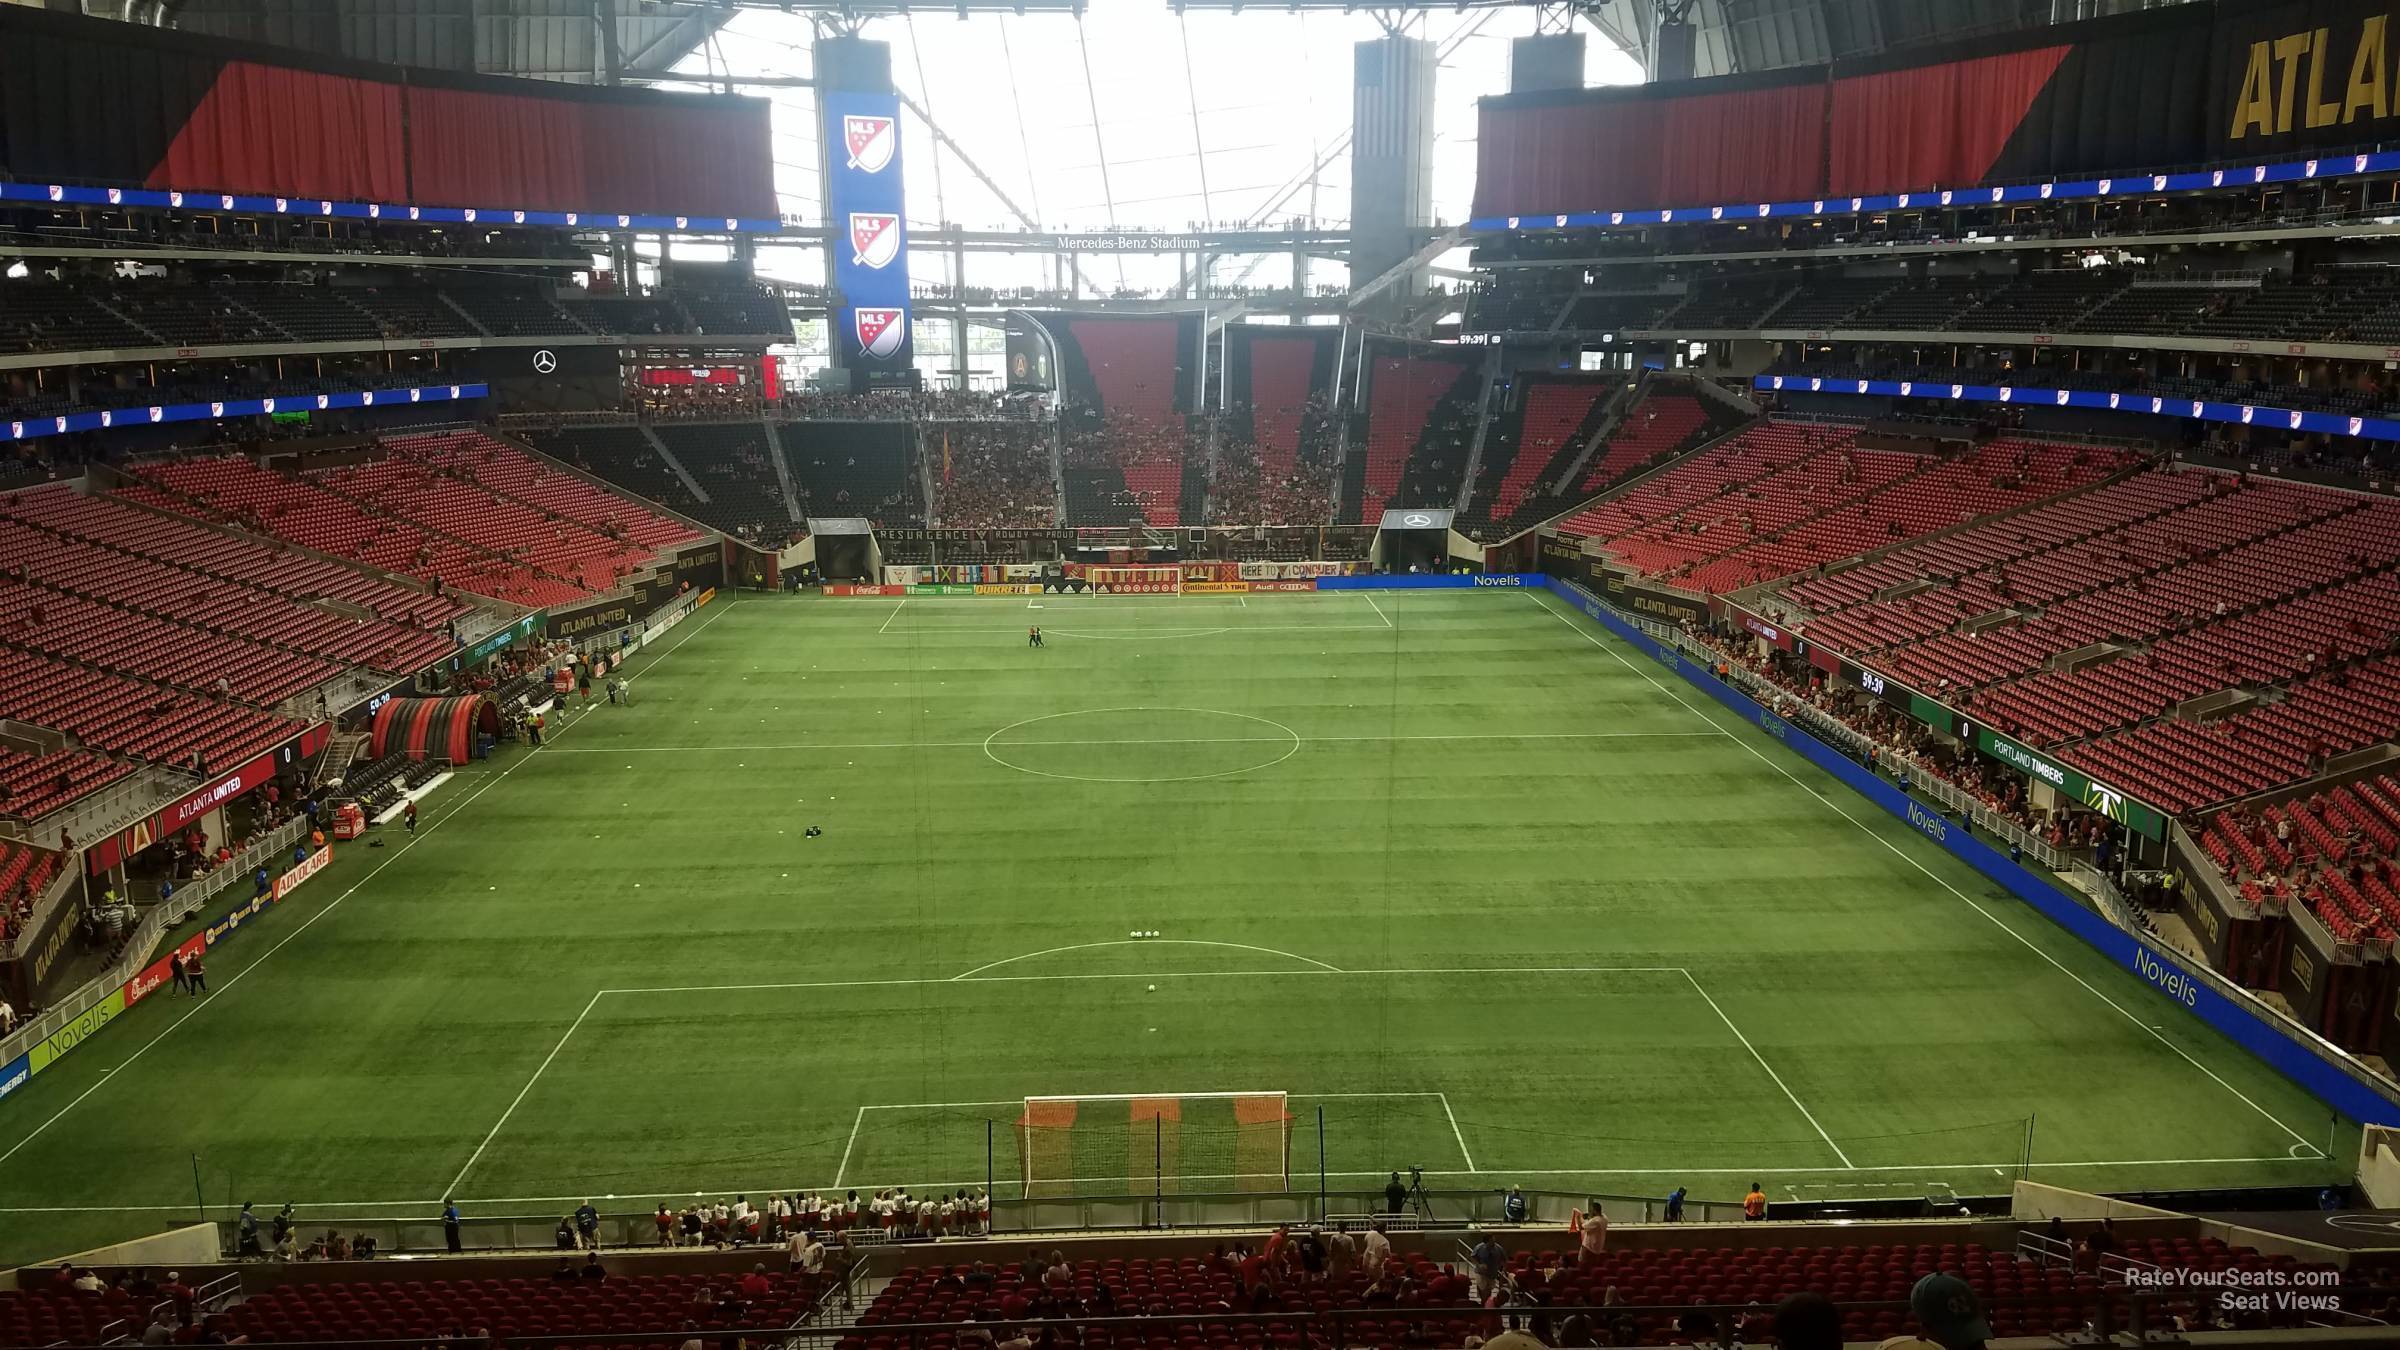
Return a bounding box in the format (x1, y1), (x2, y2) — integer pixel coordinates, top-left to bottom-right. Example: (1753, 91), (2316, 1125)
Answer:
(1521, 589), (2322, 1154)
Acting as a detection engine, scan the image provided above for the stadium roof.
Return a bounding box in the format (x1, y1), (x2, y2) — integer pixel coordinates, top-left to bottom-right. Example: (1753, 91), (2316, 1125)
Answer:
(142, 0), (734, 85)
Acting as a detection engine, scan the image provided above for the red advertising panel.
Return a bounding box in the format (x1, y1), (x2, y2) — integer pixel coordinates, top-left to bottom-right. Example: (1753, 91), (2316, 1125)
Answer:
(86, 747), (286, 874)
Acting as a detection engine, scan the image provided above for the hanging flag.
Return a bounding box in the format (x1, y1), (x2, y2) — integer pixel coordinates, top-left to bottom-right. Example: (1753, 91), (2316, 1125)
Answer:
(942, 430), (953, 484)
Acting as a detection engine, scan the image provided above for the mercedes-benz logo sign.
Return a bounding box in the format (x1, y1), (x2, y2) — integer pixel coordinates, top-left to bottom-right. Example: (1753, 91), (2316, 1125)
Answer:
(532, 350), (559, 374)
(1403, 513), (1433, 527)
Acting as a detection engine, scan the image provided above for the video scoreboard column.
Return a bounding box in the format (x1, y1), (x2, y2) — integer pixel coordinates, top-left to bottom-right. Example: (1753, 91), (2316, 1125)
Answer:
(821, 89), (914, 384)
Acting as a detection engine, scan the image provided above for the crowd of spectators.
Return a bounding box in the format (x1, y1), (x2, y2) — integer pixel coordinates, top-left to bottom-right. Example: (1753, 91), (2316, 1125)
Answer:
(1686, 624), (2120, 856)
(636, 384), (764, 422)
(933, 422), (1055, 528)
(642, 1189), (990, 1250)
(1206, 444), (1331, 525)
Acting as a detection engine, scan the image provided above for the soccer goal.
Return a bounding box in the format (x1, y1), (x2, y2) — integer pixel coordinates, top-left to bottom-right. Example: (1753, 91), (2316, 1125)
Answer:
(1016, 1092), (1293, 1197)
(1085, 566), (1182, 594)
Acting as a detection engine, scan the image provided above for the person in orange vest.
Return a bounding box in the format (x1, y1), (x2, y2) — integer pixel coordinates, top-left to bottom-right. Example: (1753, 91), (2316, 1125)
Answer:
(1743, 1182), (1768, 1221)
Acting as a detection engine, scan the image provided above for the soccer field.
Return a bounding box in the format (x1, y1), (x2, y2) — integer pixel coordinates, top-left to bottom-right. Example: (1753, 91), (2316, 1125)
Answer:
(0, 588), (2353, 1264)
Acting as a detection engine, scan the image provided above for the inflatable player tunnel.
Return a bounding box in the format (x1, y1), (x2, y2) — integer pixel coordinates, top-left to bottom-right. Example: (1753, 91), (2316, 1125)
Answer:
(370, 695), (502, 765)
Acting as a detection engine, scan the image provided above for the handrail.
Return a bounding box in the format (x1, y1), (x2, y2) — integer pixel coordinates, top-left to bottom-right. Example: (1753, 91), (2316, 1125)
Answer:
(1691, 641), (2068, 869)
(0, 816), (309, 1064)
(47, 1285), (2394, 1350)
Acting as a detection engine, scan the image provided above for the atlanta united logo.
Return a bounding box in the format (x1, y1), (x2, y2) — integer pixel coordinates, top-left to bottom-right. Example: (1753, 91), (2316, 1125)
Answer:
(855, 307), (907, 360)
(850, 212), (902, 269)
(846, 114), (898, 174)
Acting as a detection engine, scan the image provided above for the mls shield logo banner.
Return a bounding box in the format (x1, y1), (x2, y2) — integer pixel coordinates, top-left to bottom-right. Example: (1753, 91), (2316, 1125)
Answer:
(855, 307), (908, 360)
(850, 213), (902, 269)
(845, 115), (898, 174)
(824, 90), (913, 370)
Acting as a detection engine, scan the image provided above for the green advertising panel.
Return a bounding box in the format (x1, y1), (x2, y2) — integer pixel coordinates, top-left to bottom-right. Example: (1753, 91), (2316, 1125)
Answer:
(1974, 728), (2167, 840)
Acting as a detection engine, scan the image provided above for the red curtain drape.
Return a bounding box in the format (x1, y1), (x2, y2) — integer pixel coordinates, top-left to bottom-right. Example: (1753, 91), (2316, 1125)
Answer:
(146, 60), (405, 200)
(577, 97), (779, 221)
(1828, 46), (2069, 196)
(405, 85), (775, 219)
(1473, 81), (1824, 219)
(404, 85), (589, 212)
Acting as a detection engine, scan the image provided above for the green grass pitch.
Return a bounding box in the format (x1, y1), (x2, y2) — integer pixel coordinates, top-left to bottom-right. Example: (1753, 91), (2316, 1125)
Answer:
(0, 588), (2354, 1263)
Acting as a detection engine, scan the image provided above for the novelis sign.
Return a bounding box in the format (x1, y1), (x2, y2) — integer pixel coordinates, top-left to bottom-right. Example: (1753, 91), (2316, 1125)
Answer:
(1974, 727), (2166, 840)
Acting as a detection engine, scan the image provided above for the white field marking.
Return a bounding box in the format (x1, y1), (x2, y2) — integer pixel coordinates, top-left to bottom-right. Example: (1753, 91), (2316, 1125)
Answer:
(876, 598), (909, 635)
(1048, 627), (1232, 641)
(0, 604), (731, 1169)
(1366, 594), (1394, 629)
(600, 965), (1691, 996)
(887, 623), (1397, 637)
(1678, 970), (1853, 1170)
(981, 707), (1304, 785)
(540, 729), (1727, 755)
(0, 1154), (2335, 1218)
(950, 939), (1344, 980)
(1438, 1092), (1477, 1172)
(445, 989), (604, 1195)
(0, 724), (564, 1166)
(831, 1108), (868, 1189)
(1522, 589), (2321, 1153)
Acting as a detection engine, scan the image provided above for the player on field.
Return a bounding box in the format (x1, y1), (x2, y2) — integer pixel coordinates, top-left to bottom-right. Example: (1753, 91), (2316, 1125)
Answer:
(1028, 625), (1043, 648)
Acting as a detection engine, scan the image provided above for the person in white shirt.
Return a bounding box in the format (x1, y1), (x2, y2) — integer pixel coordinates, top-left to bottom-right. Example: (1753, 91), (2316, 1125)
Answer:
(799, 1233), (827, 1276)
(1362, 1222), (1393, 1270)
(732, 1196), (752, 1224)
(0, 998), (15, 1035)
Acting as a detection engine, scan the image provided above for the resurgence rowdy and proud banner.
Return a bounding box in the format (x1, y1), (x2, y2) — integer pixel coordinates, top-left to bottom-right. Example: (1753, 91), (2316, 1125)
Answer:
(821, 91), (913, 377)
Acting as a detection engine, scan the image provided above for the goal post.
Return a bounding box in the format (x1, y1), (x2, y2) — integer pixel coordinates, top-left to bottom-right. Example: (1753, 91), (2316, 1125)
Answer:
(1084, 566), (1182, 594)
(1016, 1091), (1293, 1197)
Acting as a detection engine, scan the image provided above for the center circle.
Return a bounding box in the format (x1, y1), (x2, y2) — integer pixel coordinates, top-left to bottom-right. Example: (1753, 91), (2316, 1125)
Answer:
(982, 707), (1302, 784)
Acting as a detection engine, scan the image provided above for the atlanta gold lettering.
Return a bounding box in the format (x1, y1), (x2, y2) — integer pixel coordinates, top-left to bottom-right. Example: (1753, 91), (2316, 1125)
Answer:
(2232, 14), (2398, 138)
